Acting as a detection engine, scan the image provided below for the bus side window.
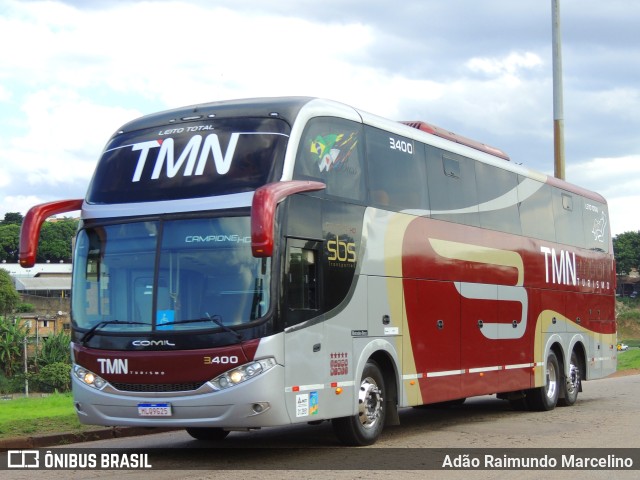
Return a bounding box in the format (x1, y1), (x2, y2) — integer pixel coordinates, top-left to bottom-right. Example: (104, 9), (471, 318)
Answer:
(553, 189), (585, 248)
(518, 177), (556, 242)
(285, 240), (322, 327)
(582, 200), (609, 252)
(294, 117), (365, 202)
(365, 126), (428, 211)
(426, 148), (480, 226)
(475, 162), (521, 235)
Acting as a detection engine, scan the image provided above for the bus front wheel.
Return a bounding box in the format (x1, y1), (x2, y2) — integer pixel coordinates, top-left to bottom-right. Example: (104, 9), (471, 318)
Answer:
(332, 360), (386, 446)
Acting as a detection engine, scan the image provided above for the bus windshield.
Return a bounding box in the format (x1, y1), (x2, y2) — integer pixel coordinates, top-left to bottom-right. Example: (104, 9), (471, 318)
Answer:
(86, 117), (289, 204)
(71, 216), (270, 334)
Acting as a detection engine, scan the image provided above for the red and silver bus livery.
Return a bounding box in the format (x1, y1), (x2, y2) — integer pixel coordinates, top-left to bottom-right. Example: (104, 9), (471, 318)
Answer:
(20, 97), (615, 445)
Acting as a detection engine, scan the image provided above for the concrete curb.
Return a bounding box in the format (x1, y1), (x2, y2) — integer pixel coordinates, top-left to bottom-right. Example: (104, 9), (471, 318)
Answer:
(0, 427), (179, 452)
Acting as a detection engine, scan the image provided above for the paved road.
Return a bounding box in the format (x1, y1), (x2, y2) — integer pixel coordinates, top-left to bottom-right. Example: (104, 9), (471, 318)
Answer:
(3, 373), (640, 479)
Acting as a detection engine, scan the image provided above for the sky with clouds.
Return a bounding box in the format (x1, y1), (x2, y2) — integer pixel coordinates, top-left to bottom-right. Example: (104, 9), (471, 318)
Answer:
(0, 0), (638, 235)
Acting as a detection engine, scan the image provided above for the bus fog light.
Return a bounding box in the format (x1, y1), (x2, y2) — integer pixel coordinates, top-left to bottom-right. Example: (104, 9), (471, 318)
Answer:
(252, 402), (270, 414)
(211, 357), (277, 390)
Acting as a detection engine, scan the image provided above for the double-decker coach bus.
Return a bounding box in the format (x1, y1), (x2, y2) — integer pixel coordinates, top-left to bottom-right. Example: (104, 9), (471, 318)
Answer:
(19, 97), (616, 445)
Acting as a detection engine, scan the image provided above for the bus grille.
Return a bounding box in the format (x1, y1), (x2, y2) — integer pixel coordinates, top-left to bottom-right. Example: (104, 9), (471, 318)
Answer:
(110, 382), (205, 393)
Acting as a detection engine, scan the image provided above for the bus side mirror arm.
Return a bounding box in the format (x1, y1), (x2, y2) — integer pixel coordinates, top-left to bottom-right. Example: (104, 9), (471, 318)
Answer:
(19, 199), (84, 268)
(251, 181), (325, 257)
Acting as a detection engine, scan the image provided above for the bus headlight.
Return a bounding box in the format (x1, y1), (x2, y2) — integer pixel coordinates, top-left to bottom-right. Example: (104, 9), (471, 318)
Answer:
(210, 358), (277, 390)
(73, 364), (108, 390)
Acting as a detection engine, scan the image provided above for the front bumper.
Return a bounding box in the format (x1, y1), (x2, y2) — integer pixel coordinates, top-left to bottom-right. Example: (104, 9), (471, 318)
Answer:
(72, 364), (291, 429)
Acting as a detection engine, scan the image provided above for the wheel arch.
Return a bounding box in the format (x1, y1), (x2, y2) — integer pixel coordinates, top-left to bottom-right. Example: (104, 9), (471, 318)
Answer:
(549, 341), (565, 373)
(568, 337), (587, 382)
(354, 339), (401, 426)
(540, 334), (563, 388)
(369, 349), (400, 426)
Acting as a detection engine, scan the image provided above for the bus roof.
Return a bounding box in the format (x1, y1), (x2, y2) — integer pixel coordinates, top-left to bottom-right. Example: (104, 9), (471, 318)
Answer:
(400, 121), (510, 161)
(96, 96), (605, 206)
(113, 96), (315, 135)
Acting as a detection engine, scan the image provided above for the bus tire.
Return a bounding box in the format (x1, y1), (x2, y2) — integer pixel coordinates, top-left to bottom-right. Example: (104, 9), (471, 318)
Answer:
(558, 350), (580, 407)
(527, 351), (560, 411)
(185, 427), (230, 441)
(332, 360), (386, 446)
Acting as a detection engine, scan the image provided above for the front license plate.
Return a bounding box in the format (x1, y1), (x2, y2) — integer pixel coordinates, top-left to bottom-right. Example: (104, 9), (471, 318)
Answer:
(137, 403), (172, 417)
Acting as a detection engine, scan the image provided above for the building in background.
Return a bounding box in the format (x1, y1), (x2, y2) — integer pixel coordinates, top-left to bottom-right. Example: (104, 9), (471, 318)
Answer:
(0, 262), (72, 349)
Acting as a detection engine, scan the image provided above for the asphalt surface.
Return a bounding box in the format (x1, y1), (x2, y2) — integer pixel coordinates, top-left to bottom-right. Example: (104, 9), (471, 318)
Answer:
(0, 426), (179, 452)
(1, 369), (636, 453)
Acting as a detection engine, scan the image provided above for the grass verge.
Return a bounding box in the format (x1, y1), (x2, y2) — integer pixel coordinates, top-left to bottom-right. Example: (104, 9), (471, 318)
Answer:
(0, 392), (102, 440)
(3, 353), (640, 442)
(616, 349), (640, 371)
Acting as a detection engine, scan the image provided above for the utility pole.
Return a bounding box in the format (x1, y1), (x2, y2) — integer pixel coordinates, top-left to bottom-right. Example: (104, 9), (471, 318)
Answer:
(23, 336), (29, 398)
(552, 0), (566, 180)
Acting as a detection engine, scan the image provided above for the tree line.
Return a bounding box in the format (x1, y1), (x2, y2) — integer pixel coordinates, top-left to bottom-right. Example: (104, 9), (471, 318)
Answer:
(0, 212), (78, 263)
(1, 212), (77, 393)
(0, 211), (639, 272)
(0, 313), (72, 394)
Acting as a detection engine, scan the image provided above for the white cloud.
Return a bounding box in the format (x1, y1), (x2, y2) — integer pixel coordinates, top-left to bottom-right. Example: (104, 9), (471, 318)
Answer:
(5, 87), (140, 187)
(0, 0), (639, 242)
(467, 52), (543, 78)
(2, 195), (45, 216)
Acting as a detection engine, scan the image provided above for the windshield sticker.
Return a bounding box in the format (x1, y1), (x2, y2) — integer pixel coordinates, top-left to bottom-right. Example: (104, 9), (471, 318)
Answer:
(130, 133), (240, 182)
(157, 124), (215, 136)
(119, 130), (284, 183)
(591, 212), (607, 243)
(157, 310), (175, 330)
(310, 132), (358, 172)
(296, 393), (309, 417)
(184, 234), (251, 244)
(309, 391), (319, 415)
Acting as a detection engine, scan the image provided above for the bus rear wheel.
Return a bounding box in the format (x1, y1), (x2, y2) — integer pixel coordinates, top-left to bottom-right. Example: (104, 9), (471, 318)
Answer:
(558, 350), (580, 407)
(527, 351), (560, 411)
(185, 427), (230, 441)
(332, 360), (386, 446)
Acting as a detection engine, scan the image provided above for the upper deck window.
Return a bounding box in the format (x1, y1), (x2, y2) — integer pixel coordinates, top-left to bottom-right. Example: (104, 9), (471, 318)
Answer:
(293, 117), (364, 202)
(87, 117), (289, 204)
(365, 125), (428, 211)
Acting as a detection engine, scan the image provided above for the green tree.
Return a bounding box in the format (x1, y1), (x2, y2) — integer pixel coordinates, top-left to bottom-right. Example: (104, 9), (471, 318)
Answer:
(0, 223), (20, 262)
(0, 215), (77, 264)
(613, 231), (640, 275)
(0, 268), (20, 316)
(37, 330), (71, 366)
(33, 362), (71, 392)
(0, 316), (28, 376)
(1, 212), (23, 226)
(38, 219), (78, 263)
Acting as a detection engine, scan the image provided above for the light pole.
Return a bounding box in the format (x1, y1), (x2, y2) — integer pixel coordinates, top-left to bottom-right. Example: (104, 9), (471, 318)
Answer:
(552, 0), (566, 180)
(23, 336), (29, 398)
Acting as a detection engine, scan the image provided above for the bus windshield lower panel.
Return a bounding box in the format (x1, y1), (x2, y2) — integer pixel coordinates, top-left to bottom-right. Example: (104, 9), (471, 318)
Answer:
(71, 216), (270, 334)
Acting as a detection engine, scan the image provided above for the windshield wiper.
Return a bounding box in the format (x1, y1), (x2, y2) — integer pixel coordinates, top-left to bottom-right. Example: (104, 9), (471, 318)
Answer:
(202, 312), (244, 342)
(158, 314), (243, 341)
(80, 320), (151, 345)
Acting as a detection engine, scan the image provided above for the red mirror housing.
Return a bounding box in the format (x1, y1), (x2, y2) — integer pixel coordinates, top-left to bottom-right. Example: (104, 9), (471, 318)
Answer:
(19, 199), (83, 268)
(251, 181), (325, 257)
